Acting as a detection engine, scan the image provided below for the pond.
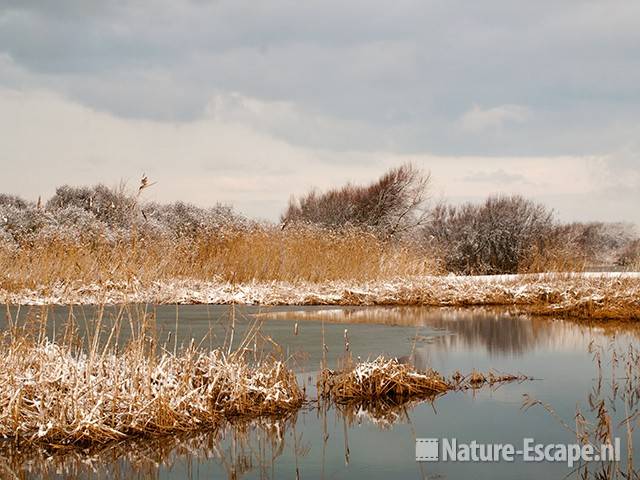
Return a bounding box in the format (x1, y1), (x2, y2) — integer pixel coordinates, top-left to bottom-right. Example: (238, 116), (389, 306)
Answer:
(2, 305), (639, 479)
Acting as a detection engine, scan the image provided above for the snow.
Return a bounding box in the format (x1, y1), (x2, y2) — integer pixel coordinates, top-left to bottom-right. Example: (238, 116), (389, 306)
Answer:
(1, 272), (639, 307)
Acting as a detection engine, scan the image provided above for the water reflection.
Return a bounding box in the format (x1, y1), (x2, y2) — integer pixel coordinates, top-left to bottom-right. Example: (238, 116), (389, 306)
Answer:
(3, 305), (640, 479)
(262, 306), (618, 357)
(1, 415), (302, 480)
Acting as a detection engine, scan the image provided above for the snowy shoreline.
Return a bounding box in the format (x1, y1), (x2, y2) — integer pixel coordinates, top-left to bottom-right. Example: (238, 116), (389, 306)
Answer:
(2, 272), (640, 320)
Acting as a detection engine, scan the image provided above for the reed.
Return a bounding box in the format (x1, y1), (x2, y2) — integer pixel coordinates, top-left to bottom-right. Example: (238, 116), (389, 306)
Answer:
(522, 339), (640, 479)
(318, 357), (450, 402)
(0, 309), (304, 448)
(0, 225), (438, 292)
(318, 356), (531, 405)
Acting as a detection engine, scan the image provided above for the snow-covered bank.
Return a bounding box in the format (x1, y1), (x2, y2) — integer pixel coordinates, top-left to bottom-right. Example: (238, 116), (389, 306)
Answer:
(2, 272), (640, 320)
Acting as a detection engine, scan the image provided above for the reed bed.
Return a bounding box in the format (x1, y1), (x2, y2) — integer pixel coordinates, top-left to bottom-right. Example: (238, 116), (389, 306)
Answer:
(0, 327), (304, 448)
(0, 226), (437, 293)
(450, 370), (531, 389)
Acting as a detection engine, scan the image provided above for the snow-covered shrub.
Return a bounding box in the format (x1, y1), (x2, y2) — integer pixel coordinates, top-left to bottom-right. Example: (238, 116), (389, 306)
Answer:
(39, 205), (115, 244)
(0, 224), (17, 251)
(424, 195), (554, 274)
(0, 204), (57, 243)
(0, 193), (30, 209)
(141, 201), (245, 239)
(618, 239), (640, 268)
(46, 184), (136, 228)
(554, 222), (637, 266)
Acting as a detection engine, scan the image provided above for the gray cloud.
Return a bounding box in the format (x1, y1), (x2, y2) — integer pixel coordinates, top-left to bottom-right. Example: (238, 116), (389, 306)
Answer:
(0, 0), (638, 221)
(1, 1), (639, 153)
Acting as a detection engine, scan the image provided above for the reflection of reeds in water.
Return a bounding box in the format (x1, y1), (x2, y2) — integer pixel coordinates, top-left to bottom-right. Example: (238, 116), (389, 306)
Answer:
(523, 340), (640, 479)
(0, 415), (300, 480)
(0, 306), (304, 450)
(265, 306), (632, 357)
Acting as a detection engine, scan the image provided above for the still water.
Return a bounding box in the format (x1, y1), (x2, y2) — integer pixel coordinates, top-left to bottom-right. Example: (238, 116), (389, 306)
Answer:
(2, 305), (639, 479)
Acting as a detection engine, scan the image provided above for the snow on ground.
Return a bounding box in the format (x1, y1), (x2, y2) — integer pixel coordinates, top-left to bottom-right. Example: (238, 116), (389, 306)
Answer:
(1, 273), (639, 312)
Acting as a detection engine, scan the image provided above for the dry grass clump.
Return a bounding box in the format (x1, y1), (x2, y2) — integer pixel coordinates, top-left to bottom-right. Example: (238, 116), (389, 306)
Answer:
(318, 357), (531, 405)
(450, 370), (530, 389)
(318, 356), (449, 402)
(0, 328), (303, 448)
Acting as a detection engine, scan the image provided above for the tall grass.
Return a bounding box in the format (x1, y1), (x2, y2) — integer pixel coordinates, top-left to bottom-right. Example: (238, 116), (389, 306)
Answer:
(0, 224), (439, 292)
(0, 306), (303, 448)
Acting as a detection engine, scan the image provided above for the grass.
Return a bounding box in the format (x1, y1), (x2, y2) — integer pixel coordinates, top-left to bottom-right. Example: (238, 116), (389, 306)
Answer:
(0, 308), (304, 448)
(318, 357), (450, 402)
(0, 225), (438, 292)
(317, 356), (529, 403)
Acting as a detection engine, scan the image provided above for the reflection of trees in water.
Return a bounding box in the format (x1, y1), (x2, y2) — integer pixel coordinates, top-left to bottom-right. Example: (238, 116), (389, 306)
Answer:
(265, 307), (604, 357)
(0, 415), (300, 480)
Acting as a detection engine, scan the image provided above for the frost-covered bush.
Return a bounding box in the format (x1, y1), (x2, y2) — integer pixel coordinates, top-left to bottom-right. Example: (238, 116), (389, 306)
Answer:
(40, 205), (115, 244)
(618, 239), (640, 268)
(0, 224), (17, 251)
(141, 201), (245, 239)
(424, 195), (554, 274)
(554, 222), (637, 265)
(47, 184), (136, 228)
(0, 204), (57, 243)
(0, 193), (30, 209)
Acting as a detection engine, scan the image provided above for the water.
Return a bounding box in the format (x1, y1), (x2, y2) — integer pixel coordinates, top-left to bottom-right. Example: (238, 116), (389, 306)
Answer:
(2, 305), (639, 479)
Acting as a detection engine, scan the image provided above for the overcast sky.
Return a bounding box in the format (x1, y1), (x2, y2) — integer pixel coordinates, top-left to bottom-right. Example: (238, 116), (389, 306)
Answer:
(0, 0), (638, 222)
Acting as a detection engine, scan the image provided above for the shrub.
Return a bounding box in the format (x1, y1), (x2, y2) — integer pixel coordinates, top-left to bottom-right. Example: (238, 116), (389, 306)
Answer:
(39, 205), (114, 244)
(46, 184), (136, 228)
(0, 204), (56, 244)
(0, 193), (30, 209)
(140, 201), (246, 239)
(618, 239), (640, 268)
(553, 222), (637, 266)
(424, 195), (554, 274)
(282, 163), (430, 238)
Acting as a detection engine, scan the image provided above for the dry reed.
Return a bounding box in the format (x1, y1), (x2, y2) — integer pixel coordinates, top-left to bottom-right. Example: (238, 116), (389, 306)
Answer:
(0, 319), (304, 448)
(318, 356), (531, 404)
(0, 226), (438, 292)
(318, 356), (449, 402)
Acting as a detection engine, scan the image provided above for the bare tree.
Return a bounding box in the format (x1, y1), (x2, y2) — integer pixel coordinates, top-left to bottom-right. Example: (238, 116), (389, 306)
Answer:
(281, 163), (431, 238)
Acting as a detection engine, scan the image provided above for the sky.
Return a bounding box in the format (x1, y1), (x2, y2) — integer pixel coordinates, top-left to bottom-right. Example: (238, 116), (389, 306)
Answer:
(0, 0), (638, 222)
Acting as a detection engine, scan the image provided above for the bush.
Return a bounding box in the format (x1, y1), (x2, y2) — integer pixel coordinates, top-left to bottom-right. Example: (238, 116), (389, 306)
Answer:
(282, 163), (430, 238)
(39, 205), (114, 244)
(424, 195), (554, 274)
(141, 201), (245, 239)
(0, 204), (56, 244)
(553, 222), (637, 266)
(46, 184), (136, 228)
(0, 194), (30, 209)
(618, 239), (640, 268)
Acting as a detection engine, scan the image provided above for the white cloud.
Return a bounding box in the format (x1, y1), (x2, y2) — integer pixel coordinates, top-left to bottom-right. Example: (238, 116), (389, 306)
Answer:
(1, 85), (633, 223)
(460, 104), (531, 133)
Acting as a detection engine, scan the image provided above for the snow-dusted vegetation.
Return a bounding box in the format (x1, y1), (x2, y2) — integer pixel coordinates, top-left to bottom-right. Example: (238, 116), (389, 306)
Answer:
(0, 166), (638, 314)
